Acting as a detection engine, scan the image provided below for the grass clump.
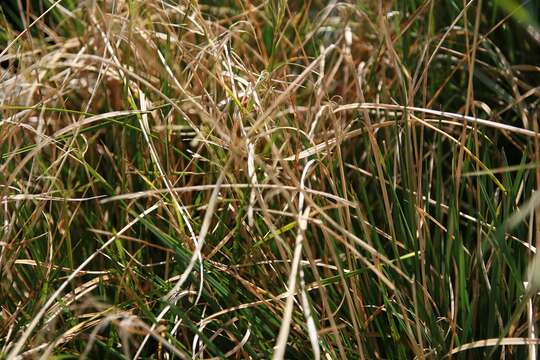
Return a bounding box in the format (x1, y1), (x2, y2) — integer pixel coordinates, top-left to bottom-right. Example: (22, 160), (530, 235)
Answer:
(1, 0), (539, 358)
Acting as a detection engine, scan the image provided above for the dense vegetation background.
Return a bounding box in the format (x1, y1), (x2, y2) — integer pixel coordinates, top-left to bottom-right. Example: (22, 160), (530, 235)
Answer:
(1, 0), (539, 358)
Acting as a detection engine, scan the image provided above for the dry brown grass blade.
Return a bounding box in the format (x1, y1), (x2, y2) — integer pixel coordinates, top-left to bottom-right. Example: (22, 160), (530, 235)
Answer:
(448, 338), (540, 356)
(165, 164), (228, 303)
(5, 203), (161, 359)
(334, 103), (539, 137)
(248, 45), (336, 137)
(273, 160), (316, 360)
(0, 0), (64, 60)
